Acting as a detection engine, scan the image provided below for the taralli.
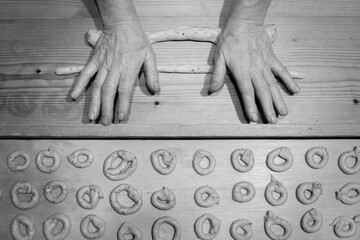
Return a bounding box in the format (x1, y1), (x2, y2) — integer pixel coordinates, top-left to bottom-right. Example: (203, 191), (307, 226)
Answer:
(194, 213), (221, 240)
(265, 175), (288, 206)
(76, 185), (104, 209)
(232, 181), (256, 203)
(11, 182), (40, 210)
(152, 216), (181, 240)
(7, 150), (31, 172)
(80, 214), (106, 239)
(305, 147), (329, 169)
(231, 148), (255, 173)
(150, 149), (177, 175)
(335, 182), (360, 205)
(35, 146), (62, 174)
(230, 219), (253, 240)
(103, 150), (138, 181)
(44, 180), (69, 204)
(43, 213), (71, 240)
(264, 211), (292, 240)
(300, 208), (323, 233)
(194, 185), (220, 208)
(67, 148), (94, 168)
(338, 146), (360, 175)
(11, 214), (36, 240)
(330, 215), (360, 238)
(193, 149), (216, 176)
(266, 147), (293, 172)
(110, 184), (143, 215)
(296, 182), (323, 205)
(151, 187), (176, 210)
(118, 222), (143, 240)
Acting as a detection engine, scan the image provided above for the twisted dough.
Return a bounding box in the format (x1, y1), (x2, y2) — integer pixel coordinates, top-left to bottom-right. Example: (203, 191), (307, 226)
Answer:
(232, 181), (256, 203)
(118, 222), (143, 240)
(265, 175), (288, 206)
(193, 149), (216, 176)
(338, 146), (360, 175)
(330, 215), (360, 238)
(76, 185), (104, 209)
(194, 213), (221, 240)
(44, 180), (69, 204)
(231, 148), (254, 173)
(230, 219), (253, 240)
(305, 147), (329, 169)
(335, 182), (360, 205)
(67, 148), (94, 168)
(300, 208), (323, 233)
(103, 150), (138, 181)
(11, 214), (36, 240)
(264, 211), (292, 240)
(151, 187), (176, 210)
(194, 185), (220, 208)
(296, 182), (323, 205)
(7, 150), (31, 172)
(152, 216), (181, 240)
(35, 146), (62, 174)
(150, 149), (177, 175)
(110, 184), (143, 215)
(43, 213), (71, 240)
(11, 182), (40, 210)
(80, 214), (106, 239)
(266, 147), (293, 172)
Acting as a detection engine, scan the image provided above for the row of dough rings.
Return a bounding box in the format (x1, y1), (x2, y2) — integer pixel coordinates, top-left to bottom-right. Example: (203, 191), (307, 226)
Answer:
(265, 175), (288, 206)
(231, 148), (254, 173)
(118, 222), (143, 240)
(7, 150), (31, 172)
(194, 185), (220, 208)
(80, 214), (106, 239)
(67, 148), (94, 168)
(301, 208), (322, 233)
(264, 211), (292, 240)
(76, 185), (104, 209)
(44, 180), (69, 204)
(232, 181), (256, 203)
(152, 216), (181, 240)
(11, 182), (40, 210)
(43, 213), (71, 240)
(338, 146), (360, 175)
(36, 146), (62, 174)
(110, 184), (143, 215)
(193, 149), (216, 176)
(266, 146), (293, 172)
(230, 219), (253, 240)
(335, 182), (360, 205)
(11, 214), (36, 240)
(305, 147), (329, 169)
(103, 150), (138, 181)
(330, 215), (360, 238)
(194, 213), (221, 240)
(151, 187), (176, 210)
(296, 182), (323, 205)
(151, 149), (177, 175)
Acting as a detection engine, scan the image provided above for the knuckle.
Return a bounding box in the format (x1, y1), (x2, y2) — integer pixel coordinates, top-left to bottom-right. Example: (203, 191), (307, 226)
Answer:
(255, 83), (269, 92)
(117, 87), (130, 96)
(92, 81), (103, 89)
(101, 84), (115, 95)
(240, 87), (255, 96)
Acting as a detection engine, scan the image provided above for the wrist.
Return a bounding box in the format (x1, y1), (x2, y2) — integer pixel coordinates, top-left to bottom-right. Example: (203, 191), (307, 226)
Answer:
(227, 0), (272, 26)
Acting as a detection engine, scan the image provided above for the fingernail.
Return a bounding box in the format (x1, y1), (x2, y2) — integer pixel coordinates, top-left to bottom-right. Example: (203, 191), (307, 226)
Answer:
(89, 111), (95, 120)
(210, 82), (218, 91)
(102, 116), (110, 125)
(294, 84), (301, 94)
(251, 113), (258, 122)
(118, 112), (126, 121)
(153, 81), (161, 92)
(279, 107), (288, 116)
(70, 91), (77, 99)
(270, 115), (277, 124)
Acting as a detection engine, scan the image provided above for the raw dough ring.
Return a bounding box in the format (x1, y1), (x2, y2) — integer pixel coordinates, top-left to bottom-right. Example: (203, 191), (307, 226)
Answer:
(231, 148), (254, 173)
(76, 185), (104, 209)
(194, 185), (220, 208)
(330, 215), (360, 238)
(266, 147), (293, 172)
(11, 214), (36, 240)
(296, 182), (323, 205)
(264, 211), (292, 240)
(335, 182), (360, 205)
(151, 187), (176, 210)
(35, 146), (62, 173)
(80, 214), (106, 239)
(301, 208), (322, 233)
(230, 219), (253, 240)
(232, 181), (256, 203)
(193, 149), (216, 176)
(44, 180), (69, 204)
(67, 149), (94, 168)
(194, 213), (221, 240)
(117, 222), (143, 240)
(152, 216), (181, 240)
(103, 150), (138, 181)
(265, 175), (288, 206)
(11, 182), (40, 210)
(305, 147), (329, 169)
(110, 184), (143, 215)
(338, 146), (360, 174)
(7, 150), (31, 172)
(150, 149), (177, 175)
(43, 213), (71, 240)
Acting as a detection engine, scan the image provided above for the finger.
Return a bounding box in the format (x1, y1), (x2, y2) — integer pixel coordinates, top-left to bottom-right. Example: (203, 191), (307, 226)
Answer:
(88, 67), (107, 121)
(271, 58), (301, 94)
(208, 52), (227, 94)
(143, 50), (160, 94)
(101, 69), (121, 125)
(71, 57), (99, 99)
(117, 71), (138, 121)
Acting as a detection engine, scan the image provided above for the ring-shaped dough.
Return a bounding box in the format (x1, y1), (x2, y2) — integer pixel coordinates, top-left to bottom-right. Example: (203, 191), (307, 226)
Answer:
(11, 214), (36, 240)
(152, 216), (181, 240)
(335, 182), (360, 205)
(44, 180), (69, 204)
(67, 149), (94, 168)
(230, 219), (253, 240)
(301, 208), (322, 233)
(103, 150), (138, 181)
(264, 211), (292, 240)
(296, 182), (323, 205)
(110, 184), (143, 215)
(151, 187), (176, 210)
(193, 149), (216, 176)
(7, 150), (31, 172)
(305, 147), (329, 169)
(265, 175), (288, 206)
(231, 148), (254, 173)
(150, 149), (177, 175)
(338, 146), (360, 175)
(117, 222), (143, 240)
(266, 147), (293, 172)
(330, 216), (358, 238)
(80, 214), (106, 239)
(35, 146), (62, 174)
(194, 185), (220, 208)
(11, 182), (40, 210)
(232, 181), (256, 203)
(76, 185), (104, 209)
(194, 213), (221, 240)
(43, 213), (71, 240)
